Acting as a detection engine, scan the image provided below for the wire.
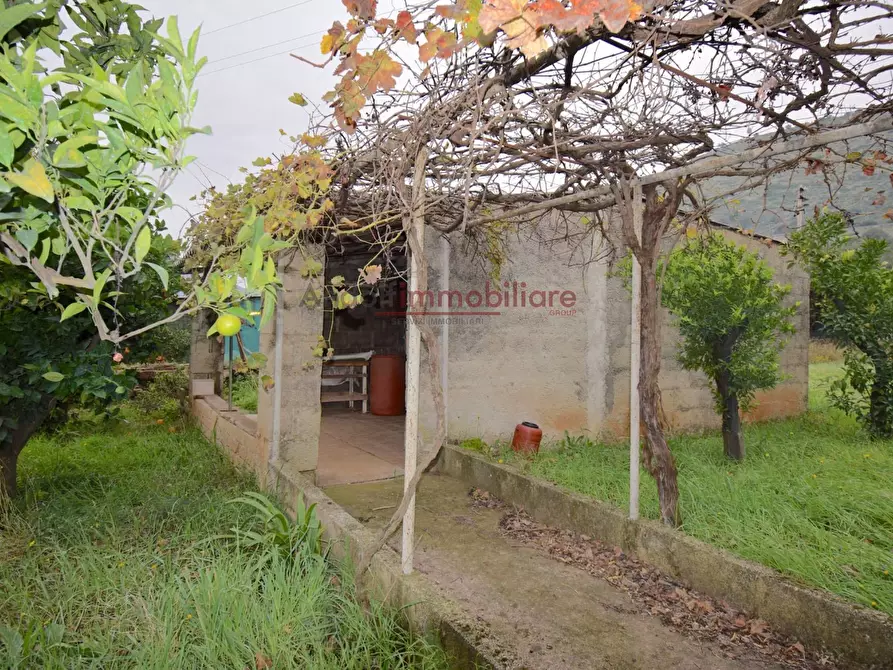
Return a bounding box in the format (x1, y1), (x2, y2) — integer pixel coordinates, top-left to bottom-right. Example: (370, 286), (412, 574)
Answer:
(198, 39), (320, 77)
(203, 0), (316, 36)
(206, 28), (325, 65)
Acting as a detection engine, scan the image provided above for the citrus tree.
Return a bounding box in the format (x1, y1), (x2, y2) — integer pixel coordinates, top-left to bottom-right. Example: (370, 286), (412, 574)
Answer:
(662, 232), (797, 460)
(0, 0), (295, 495)
(0, 235), (183, 497)
(788, 211), (893, 438)
(0, 1), (286, 345)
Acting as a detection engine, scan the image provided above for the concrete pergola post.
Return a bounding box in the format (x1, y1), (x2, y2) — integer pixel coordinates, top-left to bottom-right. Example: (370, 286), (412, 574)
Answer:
(258, 247), (326, 480)
(189, 309), (223, 396)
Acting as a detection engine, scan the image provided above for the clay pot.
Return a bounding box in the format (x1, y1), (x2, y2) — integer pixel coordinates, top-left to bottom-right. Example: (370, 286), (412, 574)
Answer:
(511, 421), (543, 455)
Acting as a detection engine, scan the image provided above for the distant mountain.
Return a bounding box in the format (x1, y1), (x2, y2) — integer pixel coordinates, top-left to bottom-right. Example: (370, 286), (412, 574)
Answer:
(702, 129), (893, 244)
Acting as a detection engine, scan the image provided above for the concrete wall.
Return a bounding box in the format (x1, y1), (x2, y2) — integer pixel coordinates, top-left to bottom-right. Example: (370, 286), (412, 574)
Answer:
(422, 220), (809, 445)
(193, 395), (267, 479)
(257, 248), (326, 478)
(420, 223), (596, 444)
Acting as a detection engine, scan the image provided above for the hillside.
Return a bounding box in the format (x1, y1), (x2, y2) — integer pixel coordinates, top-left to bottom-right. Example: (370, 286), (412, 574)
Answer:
(702, 130), (893, 244)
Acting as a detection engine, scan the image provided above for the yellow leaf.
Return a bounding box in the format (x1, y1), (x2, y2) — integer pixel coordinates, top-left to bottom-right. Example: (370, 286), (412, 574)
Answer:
(7, 159), (54, 203)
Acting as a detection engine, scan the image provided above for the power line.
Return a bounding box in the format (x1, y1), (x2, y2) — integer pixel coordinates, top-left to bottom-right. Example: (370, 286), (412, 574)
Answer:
(206, 28), (325, 66)
(203, 0), (316, 36)
(198, 39), (320, 77)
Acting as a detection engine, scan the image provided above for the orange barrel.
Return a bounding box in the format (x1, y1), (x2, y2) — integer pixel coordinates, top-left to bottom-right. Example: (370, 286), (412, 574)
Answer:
(370, 354), (406, 416)
(511, 422), (543, 455)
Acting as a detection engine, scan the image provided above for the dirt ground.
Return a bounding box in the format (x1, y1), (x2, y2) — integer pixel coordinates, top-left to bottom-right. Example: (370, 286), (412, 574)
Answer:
(326, 473), (795, 670)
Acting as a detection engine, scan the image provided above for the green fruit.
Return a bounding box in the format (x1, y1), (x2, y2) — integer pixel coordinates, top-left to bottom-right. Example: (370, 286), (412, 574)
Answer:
(216, 314), (241, 337)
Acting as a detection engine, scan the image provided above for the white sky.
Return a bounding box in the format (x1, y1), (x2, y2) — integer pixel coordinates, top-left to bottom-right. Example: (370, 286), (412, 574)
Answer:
(140, 1), (398, 236)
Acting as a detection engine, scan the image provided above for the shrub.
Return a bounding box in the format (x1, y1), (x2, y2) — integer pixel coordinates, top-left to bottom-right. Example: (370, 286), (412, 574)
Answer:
(662, 232), (797, 460)
(787, 211), (893, 437)
(131, 369), (190, 422)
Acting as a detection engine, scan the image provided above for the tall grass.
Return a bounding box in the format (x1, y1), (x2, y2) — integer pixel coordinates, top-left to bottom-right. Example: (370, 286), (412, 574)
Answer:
(0, 419), (445, 669)
(494, 363), (893, 616)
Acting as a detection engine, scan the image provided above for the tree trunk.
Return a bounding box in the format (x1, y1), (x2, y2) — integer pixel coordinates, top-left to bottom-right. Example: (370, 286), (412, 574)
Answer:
(0, 446), (17, 499)
(716, 370), (745, 460)
(638, 251), (680, 527)
(868, 361), (893, 438)
(0, 396), (57, 499)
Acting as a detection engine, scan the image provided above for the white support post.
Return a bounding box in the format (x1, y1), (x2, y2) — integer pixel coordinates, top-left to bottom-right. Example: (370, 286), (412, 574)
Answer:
(402, 228), (423, 575)
(629, 183), (643, 522)
(440, 236), (450, 432)
(402, 151), (427, 575)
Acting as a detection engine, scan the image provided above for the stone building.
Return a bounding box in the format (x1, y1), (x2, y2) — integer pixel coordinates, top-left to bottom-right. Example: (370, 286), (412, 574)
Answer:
(190, 219), (809, 486)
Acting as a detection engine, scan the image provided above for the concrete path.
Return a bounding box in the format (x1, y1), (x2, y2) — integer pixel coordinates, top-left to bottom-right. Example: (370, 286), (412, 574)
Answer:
(326, 474), (784, 670)
(317, 410), (405, 486)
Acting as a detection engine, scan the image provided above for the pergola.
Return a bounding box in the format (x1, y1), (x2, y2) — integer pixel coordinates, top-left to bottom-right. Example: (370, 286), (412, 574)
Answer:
(268, 0), (893, 573)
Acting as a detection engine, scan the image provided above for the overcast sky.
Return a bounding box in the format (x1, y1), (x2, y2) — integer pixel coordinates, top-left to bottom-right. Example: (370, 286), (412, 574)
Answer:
(140, 1), (391, 236)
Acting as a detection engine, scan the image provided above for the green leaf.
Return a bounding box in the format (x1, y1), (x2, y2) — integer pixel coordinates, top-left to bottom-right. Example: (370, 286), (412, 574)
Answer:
(134, 225), (151, 263)
(206, 322), (219, 337)
(288, 92), (308, 106)
(0, 2), (47, 40)
(6, 159), (54, 203)
(15, 227), (38, 252)
(93, 268), (111, 307)
(64, 195), (95, 211)
(42, 371), (65, 383)
(0, 131), (13, 167)
(60, 302), (87, 321)
(146, 262), (169, 290)
(53, 135), (97, 168)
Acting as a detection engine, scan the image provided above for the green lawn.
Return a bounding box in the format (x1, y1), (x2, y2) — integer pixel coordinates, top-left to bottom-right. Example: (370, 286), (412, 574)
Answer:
(488, 363), (893, 616)
(0, 418), (445, 669)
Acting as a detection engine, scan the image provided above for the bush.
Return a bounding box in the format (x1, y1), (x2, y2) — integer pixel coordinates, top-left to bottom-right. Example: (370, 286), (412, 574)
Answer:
(129, 324), (192, 364)
(662, 232), (797, 460)
(131, 369), (190, 422)
(787, 212), (893, 437)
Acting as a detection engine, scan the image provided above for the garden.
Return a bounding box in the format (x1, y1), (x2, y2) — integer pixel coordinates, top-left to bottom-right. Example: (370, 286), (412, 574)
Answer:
(0, 406), (446, 669)
(468, 354), (893, 617)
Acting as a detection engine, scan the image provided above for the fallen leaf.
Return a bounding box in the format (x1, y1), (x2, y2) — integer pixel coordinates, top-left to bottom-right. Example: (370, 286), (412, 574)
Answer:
(254, 651), (272, 669)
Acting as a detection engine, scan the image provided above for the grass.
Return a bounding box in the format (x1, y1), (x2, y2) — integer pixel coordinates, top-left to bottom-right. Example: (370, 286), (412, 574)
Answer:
(0, 416), (446, 669)
(222, 373), (259, 413)
(485, 362), (893, 617)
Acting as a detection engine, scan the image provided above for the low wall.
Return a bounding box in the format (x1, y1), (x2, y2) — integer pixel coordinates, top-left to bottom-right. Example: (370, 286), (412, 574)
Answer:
(190, 395), (501, 669)
(437, 445), (893, 669)
(192, 395), (267, 480)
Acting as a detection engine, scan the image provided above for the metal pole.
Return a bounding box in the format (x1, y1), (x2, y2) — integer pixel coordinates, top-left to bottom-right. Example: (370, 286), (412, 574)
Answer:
(629, 183), (643, 521)
(270, 288), (284, 463)
(228, 335), (234, 411)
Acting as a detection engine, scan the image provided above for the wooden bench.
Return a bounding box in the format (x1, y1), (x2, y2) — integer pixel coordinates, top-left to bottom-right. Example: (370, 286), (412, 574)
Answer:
(321, 359), (369, 413)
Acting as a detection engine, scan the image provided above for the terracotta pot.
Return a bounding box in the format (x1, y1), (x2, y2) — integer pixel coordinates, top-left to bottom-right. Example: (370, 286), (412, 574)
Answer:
(511, 421), (543, 455)
(370, 354), (406, 416)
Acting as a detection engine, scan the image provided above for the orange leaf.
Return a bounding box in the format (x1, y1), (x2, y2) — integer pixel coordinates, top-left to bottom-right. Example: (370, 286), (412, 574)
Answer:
(342, 0), (377, 20)
(254, 651), (272, 670)
(355, 51), (403, 93)
(419, 27), (458, 62)
(373, 18), (394, 34)
(395, 10), (418, 43)
(480, 0), (548, 57)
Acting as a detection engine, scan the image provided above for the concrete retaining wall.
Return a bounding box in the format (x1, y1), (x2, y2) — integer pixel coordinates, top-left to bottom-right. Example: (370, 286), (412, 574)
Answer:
(437, 444), (893, 668)
(193, 395), (267, 481)
(191, 395), (502, 668)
